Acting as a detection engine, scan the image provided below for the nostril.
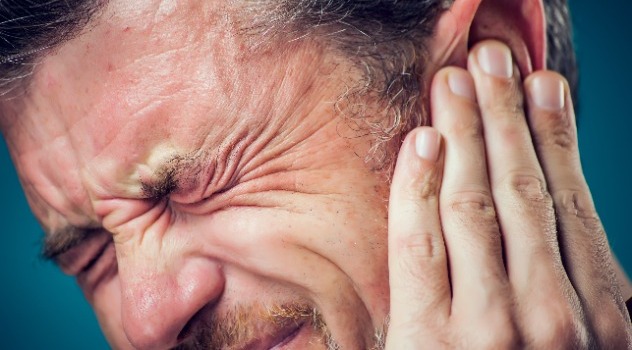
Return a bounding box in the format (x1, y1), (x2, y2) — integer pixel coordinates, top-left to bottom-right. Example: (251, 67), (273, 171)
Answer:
(124, 320), (178, 350)
(178, 303), (216, 344)
(177, 306), (207, 343)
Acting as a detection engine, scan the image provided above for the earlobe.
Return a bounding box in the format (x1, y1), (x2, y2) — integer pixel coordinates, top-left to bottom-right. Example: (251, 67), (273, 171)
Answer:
(430, 0), (546, 76)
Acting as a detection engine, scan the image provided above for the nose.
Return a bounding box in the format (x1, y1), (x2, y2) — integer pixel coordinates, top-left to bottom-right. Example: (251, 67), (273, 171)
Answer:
(118, 252), (225, 350)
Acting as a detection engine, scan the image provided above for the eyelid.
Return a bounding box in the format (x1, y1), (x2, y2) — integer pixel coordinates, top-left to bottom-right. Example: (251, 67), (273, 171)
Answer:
(56, 230), (112, 276)
(79, 239), (112, 274)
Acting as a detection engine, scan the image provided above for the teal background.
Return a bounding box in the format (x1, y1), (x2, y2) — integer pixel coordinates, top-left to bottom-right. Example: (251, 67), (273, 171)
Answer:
(0, 2), (629, 348)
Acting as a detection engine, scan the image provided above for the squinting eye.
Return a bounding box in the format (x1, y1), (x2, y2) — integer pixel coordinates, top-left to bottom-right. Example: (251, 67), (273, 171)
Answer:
(76, 233), (118, 295)
(80, 235), (113, 274)
(56, 230), (113, 276)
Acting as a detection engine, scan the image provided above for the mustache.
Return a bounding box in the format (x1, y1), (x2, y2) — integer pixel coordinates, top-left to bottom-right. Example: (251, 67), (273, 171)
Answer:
(173, 302), (334, 350)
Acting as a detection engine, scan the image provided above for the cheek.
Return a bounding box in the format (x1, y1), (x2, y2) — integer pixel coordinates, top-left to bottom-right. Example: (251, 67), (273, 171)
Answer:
(187, 195), (390, 292)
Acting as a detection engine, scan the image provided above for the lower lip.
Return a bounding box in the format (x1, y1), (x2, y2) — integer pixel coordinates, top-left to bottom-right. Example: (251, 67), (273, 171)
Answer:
(270, 322), (307, 350)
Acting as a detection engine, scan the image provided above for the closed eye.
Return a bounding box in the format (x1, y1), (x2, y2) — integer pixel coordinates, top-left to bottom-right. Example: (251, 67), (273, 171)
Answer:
(80, 237), (113, 273)
(52, 229), (113, 276)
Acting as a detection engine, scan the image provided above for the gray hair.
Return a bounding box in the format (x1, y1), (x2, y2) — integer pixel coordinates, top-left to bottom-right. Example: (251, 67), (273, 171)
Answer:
(0, 0), (106, 96)
(0, 0), (576, 164)
(242, 0), (577, 165)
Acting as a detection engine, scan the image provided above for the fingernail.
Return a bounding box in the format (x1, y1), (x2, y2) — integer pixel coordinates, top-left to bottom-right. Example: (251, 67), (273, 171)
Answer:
(477, 42), (513, 78)
(448, 70), (476, 101)
(415, 128), (441, 162)
(529, 75), (565, 110)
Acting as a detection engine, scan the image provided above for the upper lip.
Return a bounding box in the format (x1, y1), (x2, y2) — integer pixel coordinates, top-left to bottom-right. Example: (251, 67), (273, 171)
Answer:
(176, 312), (306, 350)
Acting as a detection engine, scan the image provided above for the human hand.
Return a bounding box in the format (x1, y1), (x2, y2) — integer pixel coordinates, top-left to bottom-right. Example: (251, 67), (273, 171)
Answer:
(385, 40), (632, 349)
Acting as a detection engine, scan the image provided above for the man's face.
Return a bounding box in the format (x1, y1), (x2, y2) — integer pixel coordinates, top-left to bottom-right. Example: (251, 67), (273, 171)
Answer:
(2, 1), (396, 348)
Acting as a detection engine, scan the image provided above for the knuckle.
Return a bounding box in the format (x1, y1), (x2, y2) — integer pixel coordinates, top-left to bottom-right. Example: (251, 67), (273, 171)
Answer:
(407, 169), (442, 202)
(445, 190), (496, 218)
(554, 189), (602, 231)
(554, 189), (596, 219)
(396, 231), (444, 261)
(497, 173), (560, 245)
(501, 172), (551, 203)
(532, 108), (577, 151)
(444, 191), (499, 236)
(442, 191), (503, 251)
(394, 232), (446, 286)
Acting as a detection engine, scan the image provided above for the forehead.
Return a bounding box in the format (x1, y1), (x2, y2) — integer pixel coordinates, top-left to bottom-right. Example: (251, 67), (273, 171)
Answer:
(20, 2), (242, 178)
(1, 0), (348, 232)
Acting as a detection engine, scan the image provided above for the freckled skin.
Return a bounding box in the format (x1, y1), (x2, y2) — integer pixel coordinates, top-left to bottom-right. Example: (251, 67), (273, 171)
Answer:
(1, 1), (394, 348)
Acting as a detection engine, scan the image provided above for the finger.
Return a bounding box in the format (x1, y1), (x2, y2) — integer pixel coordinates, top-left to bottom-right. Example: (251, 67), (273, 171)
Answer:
(468, 41), (571, 290)
(431, 67), (511, 317)
(388, 127), (450, 337)
(525, 71), (632, 344)
(468, 41), (587, 347)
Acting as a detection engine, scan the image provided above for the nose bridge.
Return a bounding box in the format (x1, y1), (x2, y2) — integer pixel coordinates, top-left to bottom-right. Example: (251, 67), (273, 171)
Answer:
(117, 242), (225, 350)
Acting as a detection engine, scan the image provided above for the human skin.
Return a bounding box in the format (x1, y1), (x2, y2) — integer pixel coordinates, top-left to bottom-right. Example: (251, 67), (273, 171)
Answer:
(1, 0), (631, 349)
(1, 2), (393, 348)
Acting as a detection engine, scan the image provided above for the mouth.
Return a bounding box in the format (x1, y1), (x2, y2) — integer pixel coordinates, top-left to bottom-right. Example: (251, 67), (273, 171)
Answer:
(268, 321), (305, 350)
(247, 321), (307, 350)
(175, 303), (320, 350)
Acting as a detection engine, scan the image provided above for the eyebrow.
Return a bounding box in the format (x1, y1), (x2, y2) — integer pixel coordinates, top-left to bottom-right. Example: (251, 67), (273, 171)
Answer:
(141, 163), (180, 200)
(42, 153), (209, 261)
(42, 225), (102, 262)
(140, 152), (207, 200)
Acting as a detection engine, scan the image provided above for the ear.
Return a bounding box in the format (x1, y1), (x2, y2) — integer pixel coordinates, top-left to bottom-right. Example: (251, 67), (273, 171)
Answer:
(428, 0), (546, 76)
